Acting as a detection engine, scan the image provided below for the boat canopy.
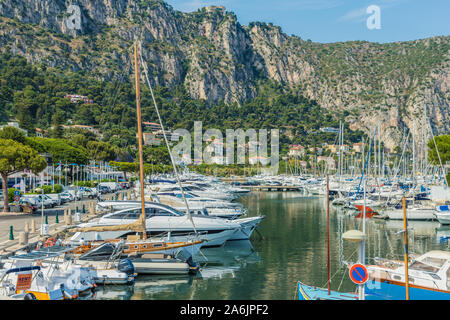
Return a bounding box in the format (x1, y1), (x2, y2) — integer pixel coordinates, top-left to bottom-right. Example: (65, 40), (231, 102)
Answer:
(9, 246), (77, 261)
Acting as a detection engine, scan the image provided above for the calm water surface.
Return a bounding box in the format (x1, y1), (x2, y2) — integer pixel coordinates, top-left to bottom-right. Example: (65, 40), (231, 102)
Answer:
(92, 191), (450, 300)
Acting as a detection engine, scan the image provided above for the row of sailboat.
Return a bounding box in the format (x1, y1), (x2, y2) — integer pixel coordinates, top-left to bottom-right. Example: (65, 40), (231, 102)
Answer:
(0, 42), (264, 300)
(296, 129), (449, 300)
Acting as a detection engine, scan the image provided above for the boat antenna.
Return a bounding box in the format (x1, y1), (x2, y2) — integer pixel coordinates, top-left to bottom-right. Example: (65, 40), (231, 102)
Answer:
(326, 174), (331, 295)
(138, 43), (197, 233)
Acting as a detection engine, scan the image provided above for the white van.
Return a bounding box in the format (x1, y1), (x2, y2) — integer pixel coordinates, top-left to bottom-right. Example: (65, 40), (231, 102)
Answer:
(98, 182), (121, 192)
(82, 187), (98, 199)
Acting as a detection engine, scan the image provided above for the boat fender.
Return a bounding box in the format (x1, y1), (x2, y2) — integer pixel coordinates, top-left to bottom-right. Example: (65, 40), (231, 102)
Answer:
(117, 259), (135, 275)
(23, 293), (36, 300)
(44, 237), (57, 248)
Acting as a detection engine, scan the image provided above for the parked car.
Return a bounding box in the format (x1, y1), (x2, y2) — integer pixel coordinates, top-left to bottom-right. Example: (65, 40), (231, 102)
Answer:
(17, 198), (38, 213)
(83, 187), (98, 199)
(59, 191), (74, 203)
(96, 185), (111, 194)
(98, 182), (121, 192)
(40, 194), (58, 207)
(46, 193), (62, 206)
(23, 194), (54, 209)
(20, 195), (43, 208)
(65, 187), (82, 201)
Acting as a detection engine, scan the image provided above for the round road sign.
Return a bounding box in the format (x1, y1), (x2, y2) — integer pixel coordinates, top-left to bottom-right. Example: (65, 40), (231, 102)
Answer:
(349, 264), (369, 285)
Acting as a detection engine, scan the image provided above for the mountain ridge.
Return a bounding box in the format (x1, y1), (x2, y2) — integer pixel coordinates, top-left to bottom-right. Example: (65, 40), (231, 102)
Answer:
(0, 0), (448, 150)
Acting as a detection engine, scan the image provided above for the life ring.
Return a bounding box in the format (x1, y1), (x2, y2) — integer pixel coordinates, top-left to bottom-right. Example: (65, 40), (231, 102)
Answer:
(44, 237), (57, 248)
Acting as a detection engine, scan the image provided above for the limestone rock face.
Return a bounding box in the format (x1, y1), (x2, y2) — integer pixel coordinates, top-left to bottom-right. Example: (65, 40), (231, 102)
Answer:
(0, 0), (448, 149)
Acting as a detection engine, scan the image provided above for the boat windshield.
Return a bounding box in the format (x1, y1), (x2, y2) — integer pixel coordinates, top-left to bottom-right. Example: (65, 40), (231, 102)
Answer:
(9, 246), (76, 261)
(409, 260), (440, 273)
(107, 207), (181, 219)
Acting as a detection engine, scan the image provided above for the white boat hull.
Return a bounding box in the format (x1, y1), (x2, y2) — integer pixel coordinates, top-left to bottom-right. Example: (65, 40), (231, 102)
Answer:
(435, 212), (450, 225)
(227, 216), (264, 241)
(385, 208), (436, 220)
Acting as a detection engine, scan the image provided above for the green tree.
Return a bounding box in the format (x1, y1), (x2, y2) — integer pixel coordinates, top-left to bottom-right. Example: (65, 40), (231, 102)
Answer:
(0, 126), (26, 144)
(109, 161), (138, 181)
(51, 111), (65, 138)
(26, 137), (89, 165)
(14, 86), (38, 135)
(0, 139), (47, 212)
(427, 135), (450, 165)
(143, 146), (171, 165)
(87, 141), (117, 162)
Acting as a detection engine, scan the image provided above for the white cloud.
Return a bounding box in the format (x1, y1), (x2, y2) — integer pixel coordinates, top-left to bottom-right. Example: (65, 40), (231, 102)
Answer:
(338, 7), (367, 23)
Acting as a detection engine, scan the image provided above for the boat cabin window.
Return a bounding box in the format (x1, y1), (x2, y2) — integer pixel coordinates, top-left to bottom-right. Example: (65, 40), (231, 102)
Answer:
(159, 192), (176, 197)
(421, 257), (447, 269)
(153, 207), (178, 216)
(175, 193), (194, 199)
(409, 260), (439, 273)
(109, 207), (177, 219)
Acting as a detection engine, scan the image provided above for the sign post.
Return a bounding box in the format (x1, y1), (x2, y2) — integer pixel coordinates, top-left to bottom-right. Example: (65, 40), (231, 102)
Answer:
(349, 263), (368, 300)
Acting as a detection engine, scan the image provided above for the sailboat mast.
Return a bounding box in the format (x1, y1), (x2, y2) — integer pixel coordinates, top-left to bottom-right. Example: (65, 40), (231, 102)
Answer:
(134, 41), (147, 239)
(327, 174), (331, 295)
(402, 196), (410, 300)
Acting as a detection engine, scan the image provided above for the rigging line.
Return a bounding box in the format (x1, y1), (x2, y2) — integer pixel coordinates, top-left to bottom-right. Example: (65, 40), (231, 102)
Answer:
(323, 246), (359, 290)
(137, 42), (197, 234)
(425, 106), (447, 187)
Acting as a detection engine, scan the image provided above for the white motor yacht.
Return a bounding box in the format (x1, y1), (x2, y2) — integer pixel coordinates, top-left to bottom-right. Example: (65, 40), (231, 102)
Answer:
(70, 202), (263, 247)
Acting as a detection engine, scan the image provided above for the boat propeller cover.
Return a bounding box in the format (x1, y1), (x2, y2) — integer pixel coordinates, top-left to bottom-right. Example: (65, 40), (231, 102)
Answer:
(118, 258), (135, 275)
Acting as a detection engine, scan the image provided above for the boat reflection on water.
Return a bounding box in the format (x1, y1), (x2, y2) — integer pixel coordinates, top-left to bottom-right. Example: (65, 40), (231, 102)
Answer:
(87, 240), (261, 300)
(383, 219), (440, 237)
(91, 284), (135, 300)
(435, 225), (450, 244)
(195, 240), (261, 280)
(132, 276), (194, 298)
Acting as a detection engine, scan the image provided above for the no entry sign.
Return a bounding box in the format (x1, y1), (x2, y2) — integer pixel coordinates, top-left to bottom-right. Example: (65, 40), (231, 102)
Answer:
(349, 264), (369, 285)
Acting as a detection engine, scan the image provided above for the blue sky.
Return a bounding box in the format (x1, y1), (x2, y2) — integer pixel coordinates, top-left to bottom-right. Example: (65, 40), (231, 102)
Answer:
(164, 0), (450, 43)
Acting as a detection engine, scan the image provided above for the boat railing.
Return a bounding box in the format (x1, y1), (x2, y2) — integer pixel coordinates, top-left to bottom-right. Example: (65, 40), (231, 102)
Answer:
(370, 265), (443, 290)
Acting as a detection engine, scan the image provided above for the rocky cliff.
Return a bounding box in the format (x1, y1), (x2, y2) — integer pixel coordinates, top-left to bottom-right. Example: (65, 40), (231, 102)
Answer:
(0, 0), (448, 149)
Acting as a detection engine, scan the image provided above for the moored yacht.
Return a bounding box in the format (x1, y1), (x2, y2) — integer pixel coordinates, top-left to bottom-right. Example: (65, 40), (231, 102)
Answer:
(365, 251), (450, 300)
(70, 202), (263, 247)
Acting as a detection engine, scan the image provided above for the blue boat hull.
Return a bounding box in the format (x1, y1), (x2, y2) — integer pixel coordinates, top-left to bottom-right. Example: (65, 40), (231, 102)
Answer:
(365, 280), (450, 300)
(297, 282), (358, 300)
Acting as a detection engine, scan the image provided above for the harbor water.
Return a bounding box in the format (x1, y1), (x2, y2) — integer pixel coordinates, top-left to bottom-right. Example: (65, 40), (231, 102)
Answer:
(89, 191), (450, 300)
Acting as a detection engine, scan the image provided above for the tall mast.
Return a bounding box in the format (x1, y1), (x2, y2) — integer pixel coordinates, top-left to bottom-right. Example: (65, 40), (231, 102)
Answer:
(402, 196), (410, 300)
(134, 41), (147, 239)
(326, 174), (331, 295)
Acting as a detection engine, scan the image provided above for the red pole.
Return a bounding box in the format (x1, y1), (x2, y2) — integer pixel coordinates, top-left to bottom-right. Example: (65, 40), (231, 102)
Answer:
(327, 174), (331, 295)
(402, 196), (410, 300)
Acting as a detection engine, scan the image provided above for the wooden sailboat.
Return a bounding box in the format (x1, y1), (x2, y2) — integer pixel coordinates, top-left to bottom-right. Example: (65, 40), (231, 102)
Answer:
(65, 42), (203, 258)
